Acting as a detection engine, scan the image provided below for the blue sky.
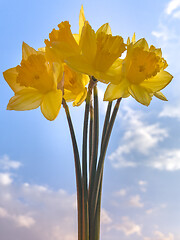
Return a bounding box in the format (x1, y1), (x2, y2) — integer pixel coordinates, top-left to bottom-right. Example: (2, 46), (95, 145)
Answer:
(0, 0), (180, 239)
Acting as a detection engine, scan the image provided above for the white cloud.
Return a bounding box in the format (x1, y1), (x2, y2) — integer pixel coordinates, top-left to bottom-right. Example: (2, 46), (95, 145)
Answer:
(101, 209), (112, 225)
(13, 215), (35, 228)
(109, 106), (168, 168)
(165, 0), (180, 15)
(0, 207), (8, 217)
(0, 179), (78, 240)
(159, 105), (180, 120)
(0, 173), (13, 185)
(149, 149), (180, 171)
(154, 230), (174, 240)
(111, 216), (142, 236)
(129, 195), (144, 208)
(138, 181), (147, 186)
(0, 155), (21, 170)
(152, 24), (174, 42)
(51, 225), (77, 240)
(138, 181), (147, 192)
(0, 206), (35, 228)
(152, 0), (180, 69)
(113, 189), (127, 197)
(146, 203), (167, 215)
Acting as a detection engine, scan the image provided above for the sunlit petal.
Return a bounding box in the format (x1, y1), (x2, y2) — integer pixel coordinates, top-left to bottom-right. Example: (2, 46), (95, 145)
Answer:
(79, 5), (86, 36)
(22, 42), (37, 60)
(79, 21), (97, 63)
(129, 84), (152, 106)
(96, 23), (112, 35)
(141, 70), (173, 92)
(3, 67), (24, 92)
(154, 91), (168, 101)
(7, 88), (43, 110)
(41, 90), (62, 121)
(104, 81), (130, 101)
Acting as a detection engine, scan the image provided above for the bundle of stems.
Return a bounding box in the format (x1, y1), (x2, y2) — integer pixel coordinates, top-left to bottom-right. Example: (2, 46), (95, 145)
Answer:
(63, 76), (121, 240)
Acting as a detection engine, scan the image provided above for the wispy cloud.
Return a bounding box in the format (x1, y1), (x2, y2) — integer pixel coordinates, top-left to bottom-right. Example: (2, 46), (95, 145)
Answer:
(101, 209), (112, 225)
(0, 155), (21, 170)
(113, 189), (128, 197)
(110, 216), (142, 236)
(129, 195), (144, 208)
(159, 105), (180, 120)
(0, 160), (115, 240)
(0, 183), (77, 240)
(0, 207), (35, 228)
(149, 149), (180, 171)
(165, 0), (180, 15)
(109, 106), (168, 169)
(0, 173), (13, 185)
(144, 230), (175, 240)
(138, 181), (148, 192)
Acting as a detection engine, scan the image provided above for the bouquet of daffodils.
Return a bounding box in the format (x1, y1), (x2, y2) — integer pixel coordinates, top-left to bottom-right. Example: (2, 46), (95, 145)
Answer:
(3, 6), (172, 240)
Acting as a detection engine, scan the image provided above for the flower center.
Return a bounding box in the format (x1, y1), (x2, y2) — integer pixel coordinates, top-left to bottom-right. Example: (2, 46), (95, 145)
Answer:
(16, 54), (53, 93)
(126, 48), (163, 84)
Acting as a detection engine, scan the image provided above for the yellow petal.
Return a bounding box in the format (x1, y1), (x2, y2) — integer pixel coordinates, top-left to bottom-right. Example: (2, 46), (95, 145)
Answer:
(127, 37), (130, 45)
(96, 23), (112, 35)
(104, 81), (130, 101)
(79, 5), (86, 36)
(66, 55), (94, 76)
(45, 21), (80, 60)
(52, 62), (63, 85)
(94, 33), (126, 72)
(38, 47), (46, 52)
(134, 38), (149, 51)
(73, 33), (80, 44)
(141, 70), (173, 92)
(3, 67), (24, 92)
(7, 88), (43, 110)
(129, 84), (152, 106)
(41, 90), (62, 121)
(22, 42), (37, 60)
(154, 91), (168, 101)
(82, 74), (90, 87)
(149, 45), (162, 57)
(63, 89), (75, 102)
(73, 88), (87, 106)
(132, 33), (136, 43)
(79, 21), (97, 64)
(92, 58), (122, 84)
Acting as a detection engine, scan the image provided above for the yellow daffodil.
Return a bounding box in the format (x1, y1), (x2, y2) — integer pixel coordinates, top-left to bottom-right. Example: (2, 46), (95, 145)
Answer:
(44, 6), (86, 62)
(104, 37), (173, 106)
(45, 11), (126, 84)
(3, 42), (63, 121)
(63, 64), (89, 106)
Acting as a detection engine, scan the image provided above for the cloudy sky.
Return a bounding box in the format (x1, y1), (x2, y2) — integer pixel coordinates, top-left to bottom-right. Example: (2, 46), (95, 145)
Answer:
(0, 0), (180, 239)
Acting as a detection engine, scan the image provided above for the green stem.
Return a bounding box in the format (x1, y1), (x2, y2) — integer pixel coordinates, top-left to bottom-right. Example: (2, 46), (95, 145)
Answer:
(91, 98), (122, 225)
(89, 80), (99, 240)
(89, 85), (99, 200)
(62, 99), (83, 240)
(94, 101), (112, 240)
(89, 95), (94, 169)
(82, 89), (91, 240)
(100, 102), (112, 151)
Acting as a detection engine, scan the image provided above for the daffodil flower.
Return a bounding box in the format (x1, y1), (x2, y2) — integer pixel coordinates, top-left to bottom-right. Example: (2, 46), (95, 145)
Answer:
(63, 64), (89, 106)
(3, 42), (63, 121)
(45, 11), (126, 84)
(104, 37), (173, 106)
